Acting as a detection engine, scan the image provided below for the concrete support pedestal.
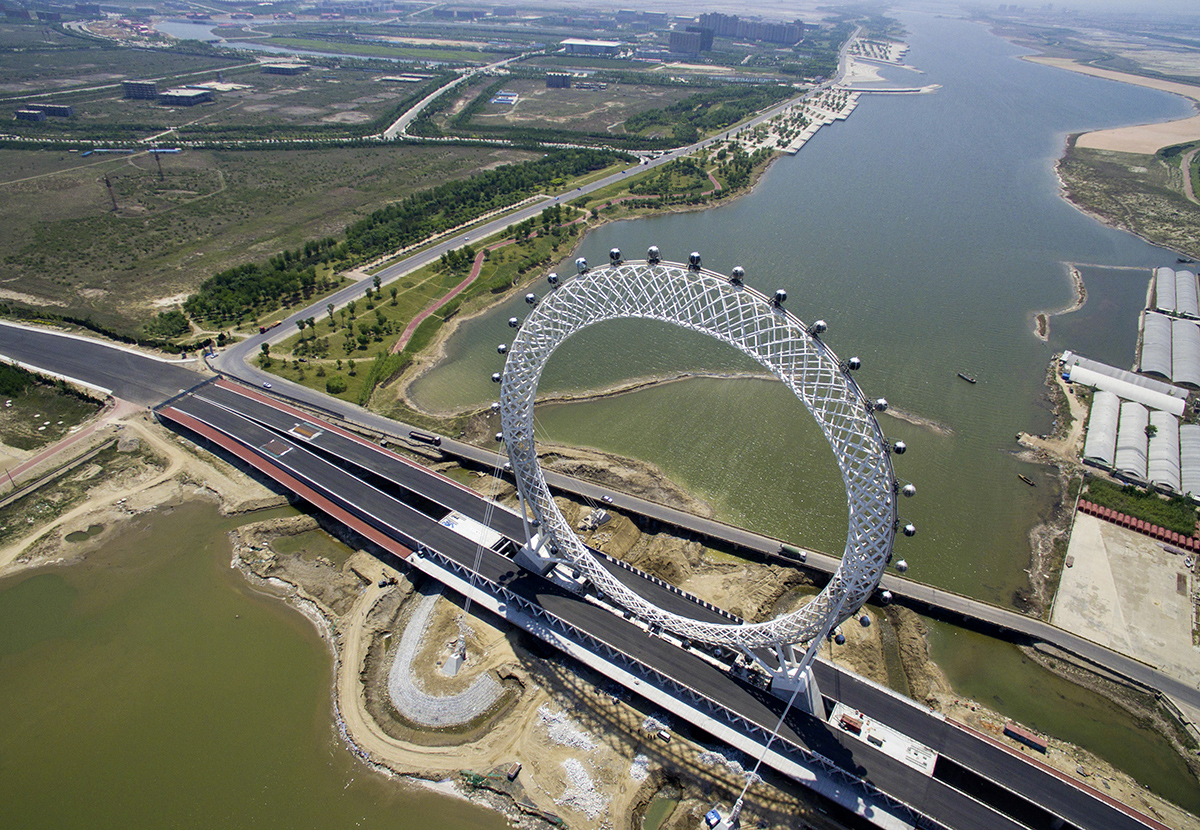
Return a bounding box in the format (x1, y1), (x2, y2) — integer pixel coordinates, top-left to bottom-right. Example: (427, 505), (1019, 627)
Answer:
(768, 664), (824, 716)
(514, 532), (557, 576)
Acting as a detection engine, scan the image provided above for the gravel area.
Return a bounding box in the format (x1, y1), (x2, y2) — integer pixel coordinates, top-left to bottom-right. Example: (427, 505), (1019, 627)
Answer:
(558, 758), (608, 820)
(539, 703), (597, 751)
(629, 754), (650, 782)
(386, 587), (503, 727)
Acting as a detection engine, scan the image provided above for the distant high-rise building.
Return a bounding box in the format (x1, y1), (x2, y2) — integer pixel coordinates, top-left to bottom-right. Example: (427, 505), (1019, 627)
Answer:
(546, 72), (572, 89)
(668, 30), (702, 56)
(685, 25), (714, 51)
(697, 12), (803, 45)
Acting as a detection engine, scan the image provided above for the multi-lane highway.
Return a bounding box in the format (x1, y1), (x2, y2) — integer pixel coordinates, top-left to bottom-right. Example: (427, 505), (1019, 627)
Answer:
(152, 377), (1167, 830)
(1, 320), (1196, 716)
(0, 322), (1181, 829)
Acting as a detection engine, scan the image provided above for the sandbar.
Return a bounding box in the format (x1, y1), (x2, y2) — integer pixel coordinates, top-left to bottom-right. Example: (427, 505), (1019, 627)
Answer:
(1026, 57), (1200, 154)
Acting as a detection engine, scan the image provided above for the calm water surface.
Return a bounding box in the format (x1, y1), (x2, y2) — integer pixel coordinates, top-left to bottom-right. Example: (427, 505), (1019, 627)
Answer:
(0, 501), (507, 830)
(410, 11), (1199, 804)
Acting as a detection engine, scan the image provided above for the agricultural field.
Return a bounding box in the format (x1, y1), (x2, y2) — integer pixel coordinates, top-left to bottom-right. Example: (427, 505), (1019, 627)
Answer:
(0, 144), (536, 333)
(467, 77), (697, 135)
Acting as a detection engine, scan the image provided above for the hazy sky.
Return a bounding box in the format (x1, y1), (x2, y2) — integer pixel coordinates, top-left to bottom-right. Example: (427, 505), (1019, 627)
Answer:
(578, 0), (1200, 17)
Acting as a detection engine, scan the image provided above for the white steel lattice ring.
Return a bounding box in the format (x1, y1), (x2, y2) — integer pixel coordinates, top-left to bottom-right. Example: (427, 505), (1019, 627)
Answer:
(499, 260), (897, 650)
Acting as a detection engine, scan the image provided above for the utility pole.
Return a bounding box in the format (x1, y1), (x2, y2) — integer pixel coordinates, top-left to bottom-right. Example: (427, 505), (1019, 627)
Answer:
(103, 174), (118, 211)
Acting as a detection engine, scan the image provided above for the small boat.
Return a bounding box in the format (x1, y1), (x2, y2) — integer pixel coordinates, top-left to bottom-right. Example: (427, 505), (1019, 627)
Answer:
(958, 372), (977, 384)
(1018, 474), (1036, 486)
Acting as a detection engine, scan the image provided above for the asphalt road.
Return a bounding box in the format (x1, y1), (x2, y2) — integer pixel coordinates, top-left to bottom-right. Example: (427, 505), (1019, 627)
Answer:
(0, 317), (1157, 828)
(160, 386), (1040, 830)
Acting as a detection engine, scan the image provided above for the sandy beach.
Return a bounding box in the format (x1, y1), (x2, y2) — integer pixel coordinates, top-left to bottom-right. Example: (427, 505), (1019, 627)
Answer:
(1026, 57), (1200, 153)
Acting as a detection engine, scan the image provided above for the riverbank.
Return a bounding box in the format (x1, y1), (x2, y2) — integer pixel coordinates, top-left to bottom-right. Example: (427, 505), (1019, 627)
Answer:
(1024, 57), (1200, 154)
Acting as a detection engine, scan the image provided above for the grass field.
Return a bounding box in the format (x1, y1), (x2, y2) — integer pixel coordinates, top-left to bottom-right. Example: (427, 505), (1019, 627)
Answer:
(0, 25), (241, 94)
(0, 144), (536, 333)
(3, 64), (445, 140)
(468, 78), (695, 135)
(0, 383), (101, 452)
(1058, 143), (1200, 260)
(237, 35), (495, 65)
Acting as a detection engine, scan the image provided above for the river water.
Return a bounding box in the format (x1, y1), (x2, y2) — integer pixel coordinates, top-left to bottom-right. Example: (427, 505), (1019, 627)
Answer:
(409, 11), (1200, 809)
(0, 501), (508, 829)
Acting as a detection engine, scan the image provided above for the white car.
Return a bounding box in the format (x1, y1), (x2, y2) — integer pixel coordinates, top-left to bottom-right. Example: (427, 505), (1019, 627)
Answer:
(601, 495), (613, 504)
(262, 382), (272, 389)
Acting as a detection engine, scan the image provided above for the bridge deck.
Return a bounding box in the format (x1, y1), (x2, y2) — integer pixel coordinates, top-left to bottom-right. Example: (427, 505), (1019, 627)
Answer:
(155, 381), (1170, 830)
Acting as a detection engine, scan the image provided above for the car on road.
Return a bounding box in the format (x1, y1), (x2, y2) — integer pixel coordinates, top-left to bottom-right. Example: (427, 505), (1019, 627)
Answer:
(601, 495), (613, 504)
(262, 382), (272, 389)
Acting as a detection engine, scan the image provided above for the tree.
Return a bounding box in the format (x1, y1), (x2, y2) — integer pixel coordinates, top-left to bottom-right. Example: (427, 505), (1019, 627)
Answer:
(373, 274), (382, 292)
(327, 303), (335, 325)
(389, 286), (398, 305)
(296, 319), (306, 336)
(326, 375), (348, 394)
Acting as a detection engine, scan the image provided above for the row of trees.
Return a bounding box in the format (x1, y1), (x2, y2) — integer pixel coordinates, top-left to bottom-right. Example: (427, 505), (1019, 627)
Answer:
(623, 86), (794, 141)
(343, 149), (619, 259)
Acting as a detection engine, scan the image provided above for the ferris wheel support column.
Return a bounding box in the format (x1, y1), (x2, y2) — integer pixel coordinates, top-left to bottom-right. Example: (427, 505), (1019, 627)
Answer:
(762, 596), (845, 712)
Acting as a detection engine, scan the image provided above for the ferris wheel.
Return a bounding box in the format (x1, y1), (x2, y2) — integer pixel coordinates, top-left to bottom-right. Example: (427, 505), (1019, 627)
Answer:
(496, 247), (913, 696)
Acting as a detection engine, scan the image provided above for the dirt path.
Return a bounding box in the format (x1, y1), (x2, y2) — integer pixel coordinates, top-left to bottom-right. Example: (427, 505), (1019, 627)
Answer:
(391, 239), (516, 354)
(333, 562), (532, 773)
(1183, 147), (1199, 206)
(1017, 371), (1087, 462)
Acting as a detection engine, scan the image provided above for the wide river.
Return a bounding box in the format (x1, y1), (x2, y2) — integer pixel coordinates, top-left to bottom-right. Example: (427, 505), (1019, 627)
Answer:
(409, 10), (1200, 811)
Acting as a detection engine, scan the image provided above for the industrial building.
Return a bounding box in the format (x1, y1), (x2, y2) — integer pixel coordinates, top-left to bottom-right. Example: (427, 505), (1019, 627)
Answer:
(546, 72), (572, 89)
(561, 38), (622, 57)
(263, 62), (309, 76)
(1152, 266), (1199, 319)
(14, 109), (46, 122)
(29, 103), (74, 117)
(122, 80), (158, 100)
(159, 88), (214, 106)
(1137, 269), (1200, 388)
(669, 30), (703, 56)
(1114, 400), (1149, 485)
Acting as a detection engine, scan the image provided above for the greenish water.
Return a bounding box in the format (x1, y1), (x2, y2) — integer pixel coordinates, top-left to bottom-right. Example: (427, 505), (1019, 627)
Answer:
(0, 501), (507, 830)
(642, 795), (678, 830)
(928, 620), (1200, 815)
(408, 10), (1199, 806)
(64, 523), (104, 542)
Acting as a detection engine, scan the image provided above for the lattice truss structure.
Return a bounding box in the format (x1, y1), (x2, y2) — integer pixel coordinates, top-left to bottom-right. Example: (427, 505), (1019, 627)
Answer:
(499, 258), (899, 652)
